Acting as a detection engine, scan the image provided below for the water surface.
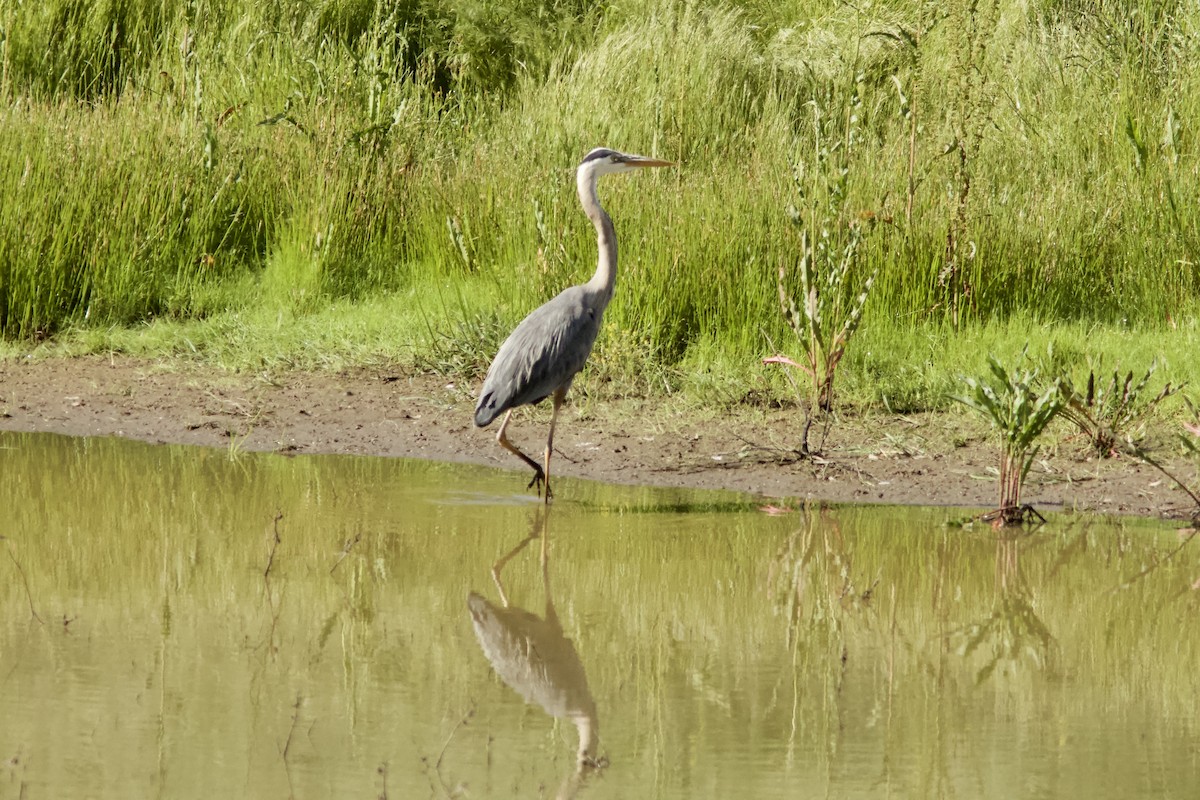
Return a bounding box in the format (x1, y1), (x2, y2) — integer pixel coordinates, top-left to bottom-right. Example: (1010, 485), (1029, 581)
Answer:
(1, 432), (1198, 798)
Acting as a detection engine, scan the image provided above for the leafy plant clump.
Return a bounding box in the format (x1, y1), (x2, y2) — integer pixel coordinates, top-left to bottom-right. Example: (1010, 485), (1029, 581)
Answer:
(952, 355), (1065, 526)
(1178, 397), (1200, 522)
(1060, 361), (1181, 457)
(1183, 397), (1200, 455)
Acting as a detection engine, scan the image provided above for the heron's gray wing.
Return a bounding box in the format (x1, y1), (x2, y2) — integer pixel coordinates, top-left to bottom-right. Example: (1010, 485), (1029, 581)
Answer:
(468, 593), (594, 718)
(474, 286), (603, 427)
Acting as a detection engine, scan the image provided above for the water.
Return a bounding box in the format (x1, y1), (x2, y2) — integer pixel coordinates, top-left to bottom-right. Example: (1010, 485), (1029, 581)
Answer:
(1, 431), (1198, 799)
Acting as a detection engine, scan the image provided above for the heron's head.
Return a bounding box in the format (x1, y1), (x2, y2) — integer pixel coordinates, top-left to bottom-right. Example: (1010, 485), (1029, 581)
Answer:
(579, 147), (676, 178)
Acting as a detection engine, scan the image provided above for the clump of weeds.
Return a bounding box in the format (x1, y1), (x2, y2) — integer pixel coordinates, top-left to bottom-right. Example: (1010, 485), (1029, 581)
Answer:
(417, 308), (510, 381)
(1059, 360), (1181, 457)
(766, 75), (878, 456)
(1176, 397), (1200, 522)
(1054, 358), (1198, 521)
(952, 353), (1065, 526)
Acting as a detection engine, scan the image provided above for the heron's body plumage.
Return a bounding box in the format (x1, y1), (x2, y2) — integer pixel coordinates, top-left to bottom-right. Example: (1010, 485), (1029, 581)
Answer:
(474, 285), (603, 428)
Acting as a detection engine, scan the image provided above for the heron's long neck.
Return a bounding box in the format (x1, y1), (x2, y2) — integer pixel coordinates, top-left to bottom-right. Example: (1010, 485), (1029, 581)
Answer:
(577, 169), (617, 310)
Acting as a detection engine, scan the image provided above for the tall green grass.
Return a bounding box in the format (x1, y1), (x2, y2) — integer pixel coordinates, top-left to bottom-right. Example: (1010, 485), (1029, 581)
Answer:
(1, 0), (1198, 408)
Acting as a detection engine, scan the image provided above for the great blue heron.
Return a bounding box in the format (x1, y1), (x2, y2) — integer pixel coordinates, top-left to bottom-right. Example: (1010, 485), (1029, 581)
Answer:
(474, 147), (675, 500)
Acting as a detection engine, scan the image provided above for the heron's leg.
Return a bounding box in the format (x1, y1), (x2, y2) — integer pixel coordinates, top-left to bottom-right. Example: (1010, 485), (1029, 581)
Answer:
(496, 409), (546, 493)
(542, 388), (568, 503)
(539, 511), (553, 619)
(490, 530), (539, 607)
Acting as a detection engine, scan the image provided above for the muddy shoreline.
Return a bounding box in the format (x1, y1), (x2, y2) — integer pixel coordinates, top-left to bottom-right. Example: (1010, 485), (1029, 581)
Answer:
(1, 356), (1195, 520)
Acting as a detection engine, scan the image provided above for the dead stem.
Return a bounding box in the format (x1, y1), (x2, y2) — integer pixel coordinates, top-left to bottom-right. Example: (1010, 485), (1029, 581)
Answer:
(1126, 444), (1200, 519)
(1110, 528), (1198, 593)
(264, 511), (283, 581)
(727, 432), (810, 463)
(260, 512), (286, 654)
(436, 708), (475, 773)
(419, 707), (476, 799)
(376, 762), (389, 800)
(330, 532), (363, 574)
(5, 539), (43, 625)
(280, 692), (303, 799)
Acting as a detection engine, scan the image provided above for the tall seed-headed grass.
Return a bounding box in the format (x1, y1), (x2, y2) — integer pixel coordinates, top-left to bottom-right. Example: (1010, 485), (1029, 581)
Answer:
(463, 3), (793, 363)
(1, 0), (1200, 404)
(952, 355), (1065, 525)
(1, 0), (176, 100)
(1046, 0), (1194, 85)
(935, 0), (1005, 327)
(0, 101), (284, 335)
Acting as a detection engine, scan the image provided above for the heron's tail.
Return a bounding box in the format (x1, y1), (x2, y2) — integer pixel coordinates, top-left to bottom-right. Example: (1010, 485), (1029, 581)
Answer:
(474, 393), (499, 427)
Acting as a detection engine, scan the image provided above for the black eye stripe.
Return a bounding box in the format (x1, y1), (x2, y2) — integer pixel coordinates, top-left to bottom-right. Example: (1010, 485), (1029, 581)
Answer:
(581, 147), (617, 164)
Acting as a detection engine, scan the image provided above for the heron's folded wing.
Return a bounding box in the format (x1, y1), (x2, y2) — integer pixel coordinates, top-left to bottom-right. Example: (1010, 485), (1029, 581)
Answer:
(475, 286), (602, 426)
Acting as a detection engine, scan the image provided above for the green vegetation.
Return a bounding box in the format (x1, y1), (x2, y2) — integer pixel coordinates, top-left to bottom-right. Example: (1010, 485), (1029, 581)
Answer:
(2, 0), (1199, 415)
(766, 80), (877, 454)
(1060, 361), (1181, 456)
(953, 354), (1065, 524)
(1180, 397), (1200, 479)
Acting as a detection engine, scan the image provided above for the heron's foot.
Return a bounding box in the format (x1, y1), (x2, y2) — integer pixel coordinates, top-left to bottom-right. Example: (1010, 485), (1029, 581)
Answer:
(525, 469), (554, 501)
(580, 754), (609, 771)
(525, 466), (547, 494)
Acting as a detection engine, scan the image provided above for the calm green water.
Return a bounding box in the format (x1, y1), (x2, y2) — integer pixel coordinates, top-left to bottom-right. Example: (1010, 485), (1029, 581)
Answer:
(1, 432), (1198, 799)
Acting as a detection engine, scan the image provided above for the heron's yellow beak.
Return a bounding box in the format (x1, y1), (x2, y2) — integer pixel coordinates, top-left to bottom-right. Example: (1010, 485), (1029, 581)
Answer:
(624, 156), (677, 168)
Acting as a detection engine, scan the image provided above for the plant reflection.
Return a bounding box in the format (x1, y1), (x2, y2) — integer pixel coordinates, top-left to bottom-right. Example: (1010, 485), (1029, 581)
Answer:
(467, 509), (602, 798)
(768, 503), (875, 647)
(954, 532), (1060, 683)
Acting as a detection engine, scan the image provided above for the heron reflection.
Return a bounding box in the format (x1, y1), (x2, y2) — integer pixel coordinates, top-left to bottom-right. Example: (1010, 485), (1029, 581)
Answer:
(467, 510), (601, 796)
